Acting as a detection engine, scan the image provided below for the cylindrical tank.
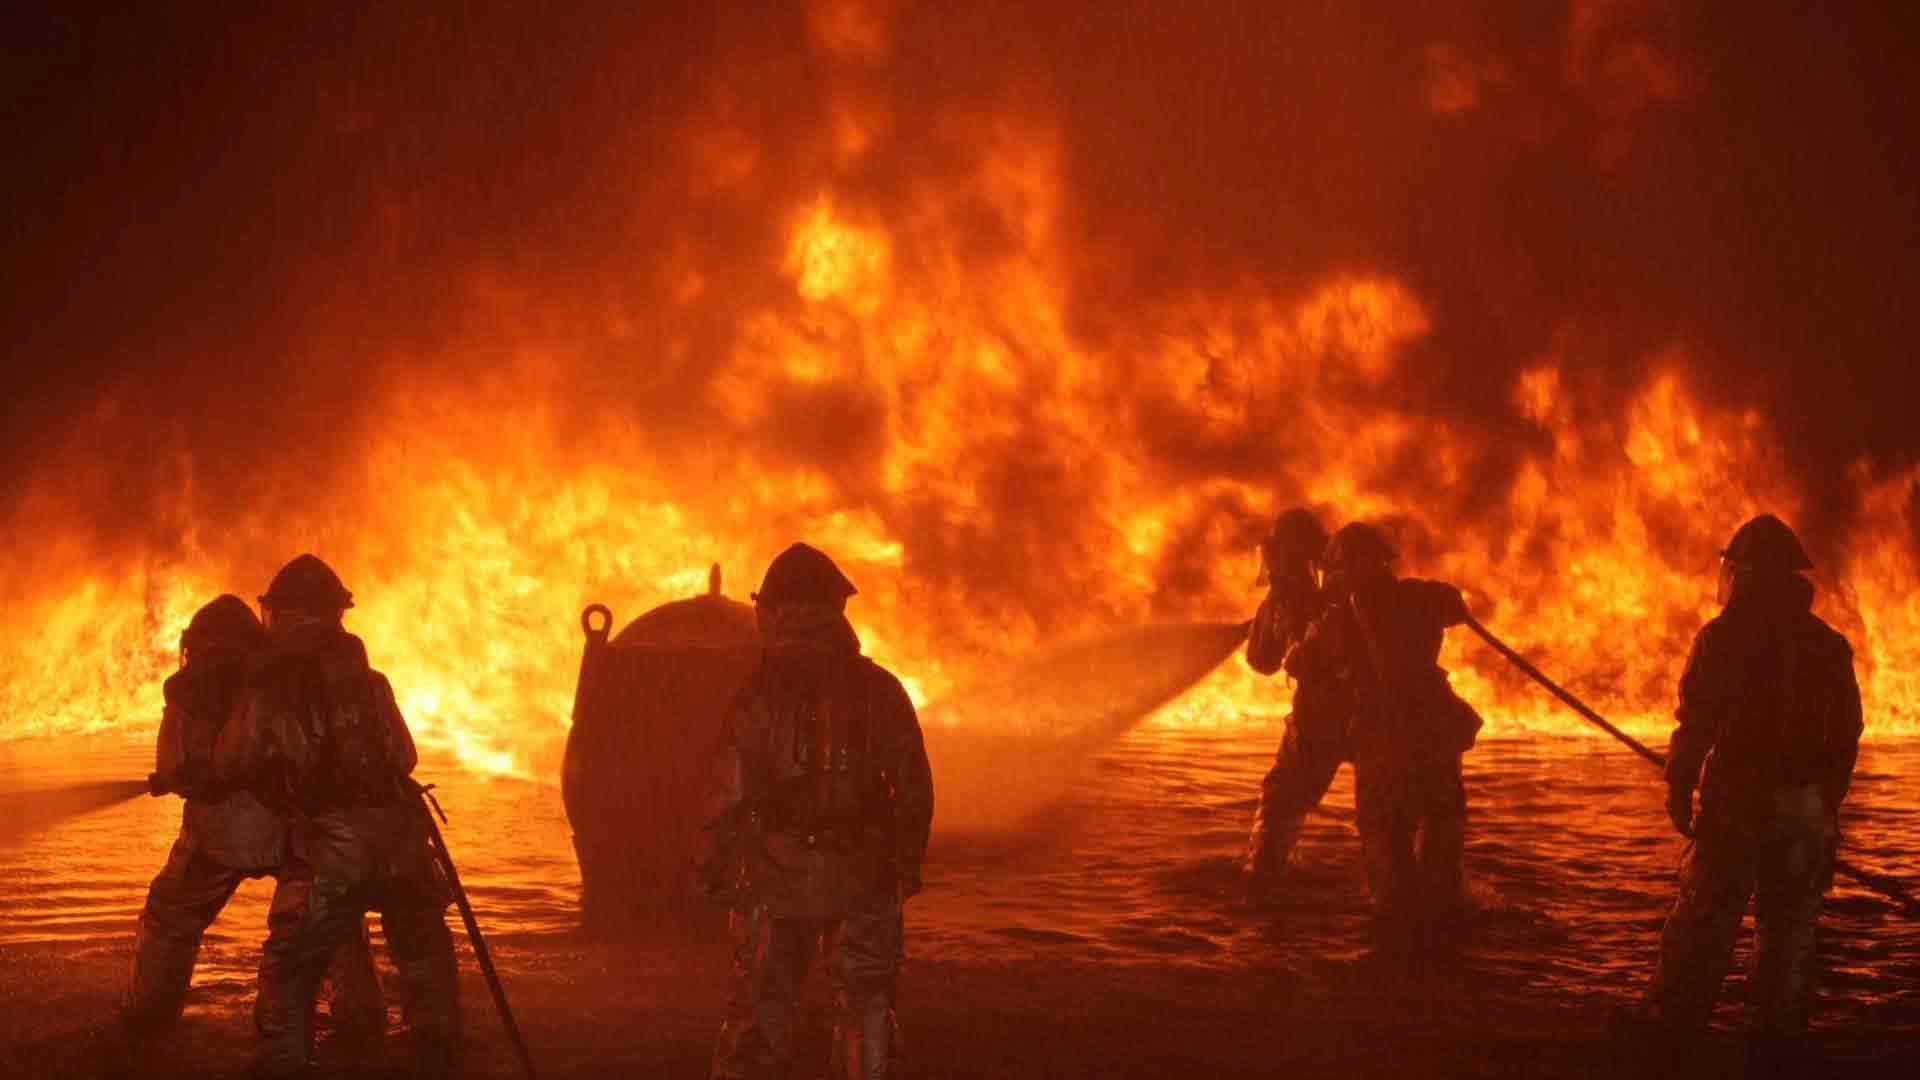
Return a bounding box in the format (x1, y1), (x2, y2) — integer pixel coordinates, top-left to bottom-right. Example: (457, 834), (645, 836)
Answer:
(562, 566), (758, 938)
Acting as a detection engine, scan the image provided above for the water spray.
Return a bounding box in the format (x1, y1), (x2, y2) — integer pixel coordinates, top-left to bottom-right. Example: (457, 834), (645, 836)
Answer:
(0, 778), (155, 851)
(918, 619), (1249, 830)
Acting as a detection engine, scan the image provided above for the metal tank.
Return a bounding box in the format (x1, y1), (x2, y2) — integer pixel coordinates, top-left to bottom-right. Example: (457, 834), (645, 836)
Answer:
(562, 566), (758, 937)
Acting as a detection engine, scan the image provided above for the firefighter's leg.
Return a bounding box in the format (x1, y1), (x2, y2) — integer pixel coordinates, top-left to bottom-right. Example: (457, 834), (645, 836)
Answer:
(255, 874), (363, 1076)
(713, 906), (816, 1080)
(125, 836), (245, 1029)
(321, 917), (386, 1042)
(1355, 763), (1417, 933)
(1415, 754), (1468, 911)
(377, 870), (461, 1074)
(825, 898), (906, 1080)
(1247, 714), (1344, 884)
(1749, 789), (1835, 1036)
(711, 905), (760, 1080)
(1647, 839), (1754, 1032)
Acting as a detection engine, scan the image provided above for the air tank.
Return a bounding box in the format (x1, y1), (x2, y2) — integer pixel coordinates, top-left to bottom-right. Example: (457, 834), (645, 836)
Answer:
(562, 566), (757, 938)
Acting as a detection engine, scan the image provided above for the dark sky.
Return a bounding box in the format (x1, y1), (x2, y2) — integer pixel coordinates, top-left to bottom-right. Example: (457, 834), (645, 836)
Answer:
(3, 1), (1915, 578)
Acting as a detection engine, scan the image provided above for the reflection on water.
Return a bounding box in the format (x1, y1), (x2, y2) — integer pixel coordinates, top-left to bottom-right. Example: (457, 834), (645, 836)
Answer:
(2, 726), (1916, 1031)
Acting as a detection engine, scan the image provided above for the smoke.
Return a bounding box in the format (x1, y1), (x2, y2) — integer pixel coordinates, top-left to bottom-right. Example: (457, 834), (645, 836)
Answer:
(7, 7), (1910, 505)
(3, 2), (1916, 751)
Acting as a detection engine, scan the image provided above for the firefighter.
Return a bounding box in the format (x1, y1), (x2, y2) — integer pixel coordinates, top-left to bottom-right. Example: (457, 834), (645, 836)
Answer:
(123, 594), (382, 1038)
(1243, 507), (1344, 890)
(698, 542), (935, 1080)
(214, 555), (460, 1077)
(1284, 523), (1480, 941)
(1643, 514), (1862, 1045)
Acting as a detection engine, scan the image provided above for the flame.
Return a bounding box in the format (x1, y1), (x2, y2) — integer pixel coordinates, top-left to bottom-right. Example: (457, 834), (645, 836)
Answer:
(788, 199), (892, 314)
(3, 15), (1917, 777)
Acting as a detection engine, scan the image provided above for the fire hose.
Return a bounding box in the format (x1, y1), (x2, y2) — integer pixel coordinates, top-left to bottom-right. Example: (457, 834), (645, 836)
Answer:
(1464, 616), (1920, 917)
(412, 780), (540, 1079)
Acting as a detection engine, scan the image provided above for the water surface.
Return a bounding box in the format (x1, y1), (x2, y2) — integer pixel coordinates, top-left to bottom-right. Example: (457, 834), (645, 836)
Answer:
(2, 724), (1916, 1036)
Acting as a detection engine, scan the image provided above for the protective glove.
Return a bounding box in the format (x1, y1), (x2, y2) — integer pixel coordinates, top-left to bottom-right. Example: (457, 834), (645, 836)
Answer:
(148, 757), (213, 800)
(1282, 620), (1330, 683)
(1666, 786), (1695, 838)
(1441, 585), (1472, 627)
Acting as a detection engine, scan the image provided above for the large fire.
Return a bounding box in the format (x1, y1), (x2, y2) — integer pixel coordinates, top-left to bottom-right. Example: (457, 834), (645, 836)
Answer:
(2, 2), (1915, 779)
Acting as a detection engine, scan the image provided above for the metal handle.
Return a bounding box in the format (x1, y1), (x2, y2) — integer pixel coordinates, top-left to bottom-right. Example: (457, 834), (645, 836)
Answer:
(581, 604), (612, 642)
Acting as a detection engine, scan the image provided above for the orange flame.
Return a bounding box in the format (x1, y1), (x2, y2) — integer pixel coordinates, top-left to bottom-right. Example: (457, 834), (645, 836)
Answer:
(2, 62), (1915, 777)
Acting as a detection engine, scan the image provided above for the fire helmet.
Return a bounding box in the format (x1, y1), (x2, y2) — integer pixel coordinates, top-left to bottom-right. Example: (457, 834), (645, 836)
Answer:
(259, 554), (355, 614)
(1321, 522), (1399, 577)
(1257, 506), (1330, 586)
(753, 542), (858, 609)
(180, 594), (265, 667)
(1267, 507), (1330, 564)
(1720, 514), (1813, 573)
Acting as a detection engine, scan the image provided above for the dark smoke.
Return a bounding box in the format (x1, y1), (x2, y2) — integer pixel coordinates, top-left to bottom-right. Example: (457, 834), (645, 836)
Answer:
(3, 2), (1914, 633)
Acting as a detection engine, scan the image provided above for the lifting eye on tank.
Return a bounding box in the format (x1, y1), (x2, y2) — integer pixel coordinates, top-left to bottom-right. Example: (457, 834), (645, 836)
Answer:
(581, 604), (613, 642)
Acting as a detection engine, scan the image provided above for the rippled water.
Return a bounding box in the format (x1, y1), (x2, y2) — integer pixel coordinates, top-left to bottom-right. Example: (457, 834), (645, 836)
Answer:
(924, 725), (1920, 1031)
(3, 722), (1917, 1034)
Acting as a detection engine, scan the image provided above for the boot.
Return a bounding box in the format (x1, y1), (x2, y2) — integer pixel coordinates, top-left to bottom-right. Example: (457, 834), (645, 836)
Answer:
(123, 926), (199, 1032)
(413, 1030), (460, 1079)
(829, 1003), (898, 1080)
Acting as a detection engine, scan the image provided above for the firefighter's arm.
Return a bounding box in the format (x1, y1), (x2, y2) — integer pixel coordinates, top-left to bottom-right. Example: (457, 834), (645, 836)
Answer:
(152, 701), (224, 799)
(211, 686), (271, 792)
(1664, 625), (1726, 834)
(1823, 636), (1865, 811)
(878, 673), (934, 899)
(370, 673), (419, 777)
(1283, 616), (1337, 684)
(1403, 579), (1471, 628)
(153, 670), (223, 797)
(693, 695), (751, 903)
(154, 701), (190, 787)
(1245, 591), (1289, 675)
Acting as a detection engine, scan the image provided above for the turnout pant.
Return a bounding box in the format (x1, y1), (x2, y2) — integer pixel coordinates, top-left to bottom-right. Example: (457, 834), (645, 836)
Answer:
(1352, 749), (1466, 925)
(254, 866), (458, 1075)
(1648, 785), (1836, 1033)
(126, 835), (381, 1030)
(1246, 704), (1349, 880)
(712, 897), (904, 1080)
